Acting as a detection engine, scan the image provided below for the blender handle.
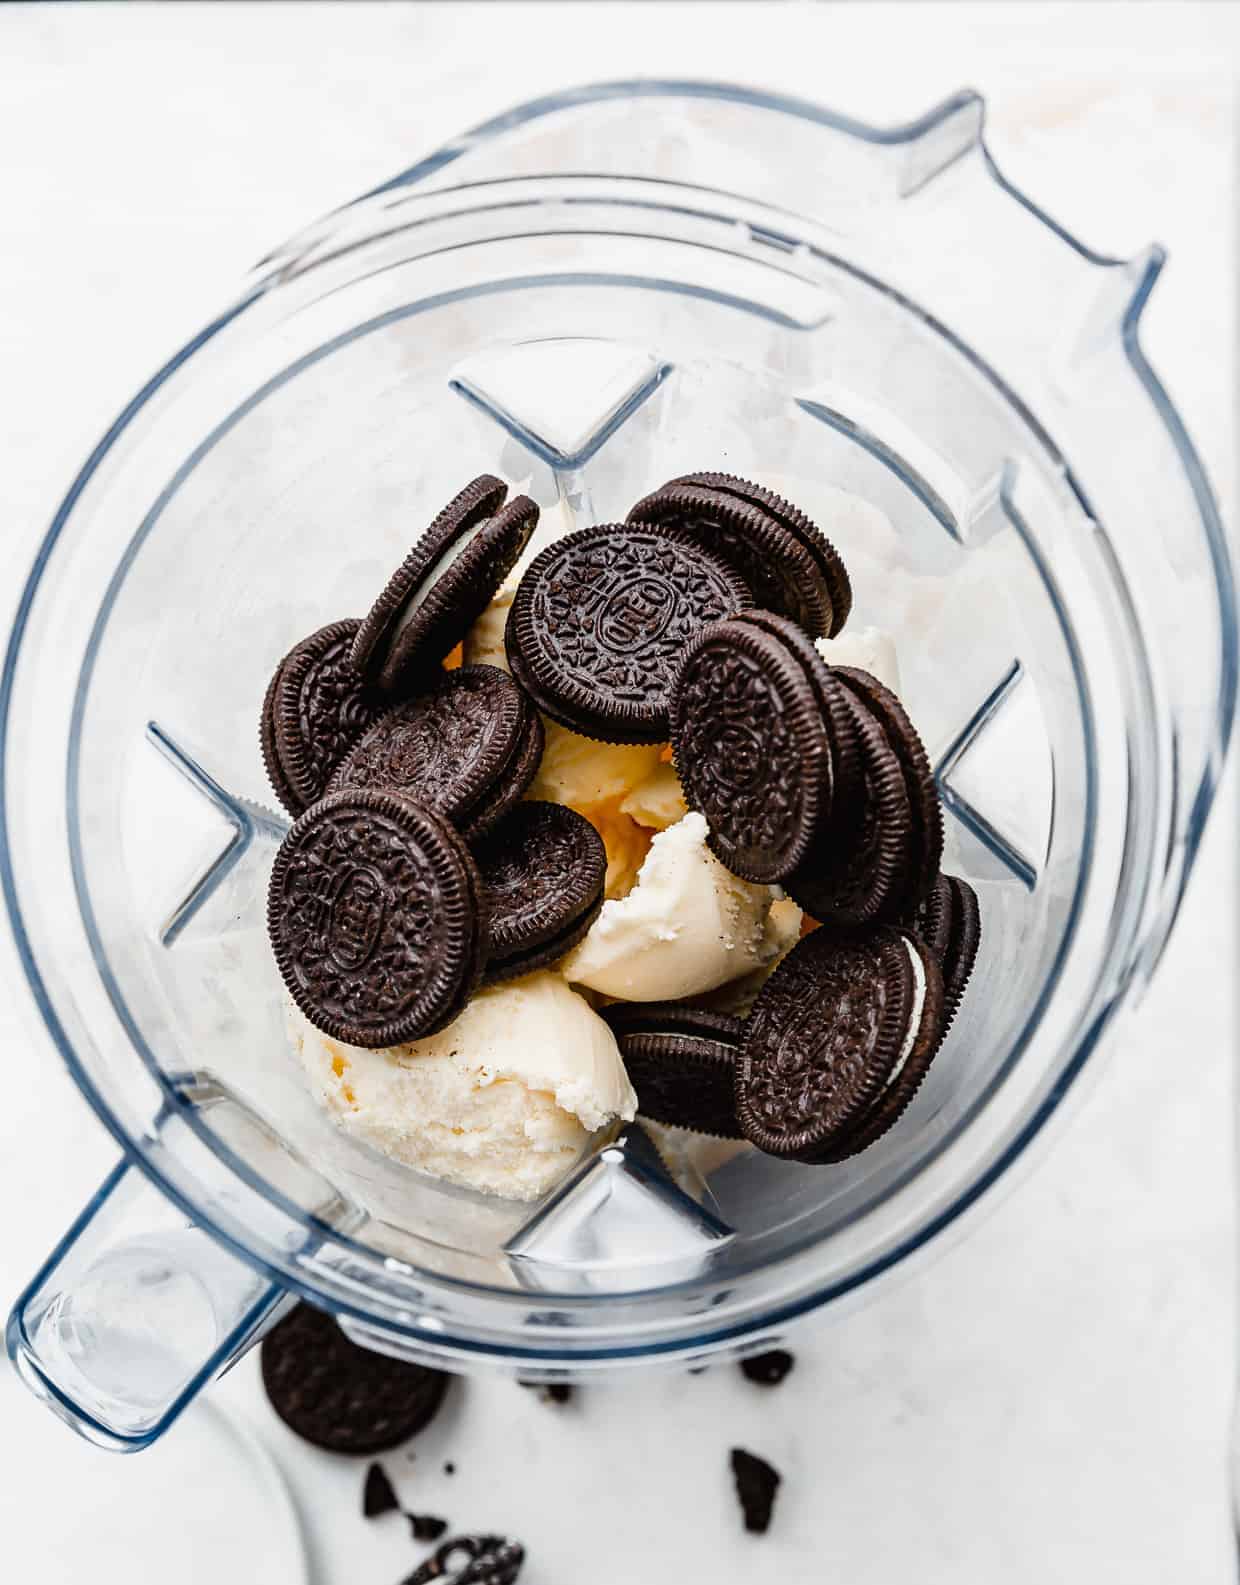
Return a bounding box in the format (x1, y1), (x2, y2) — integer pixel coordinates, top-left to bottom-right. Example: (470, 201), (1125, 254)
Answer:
(5, 1157), (287, 1452)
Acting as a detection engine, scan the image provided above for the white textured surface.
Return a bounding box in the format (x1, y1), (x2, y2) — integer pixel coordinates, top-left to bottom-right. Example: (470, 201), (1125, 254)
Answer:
(0, 5), (1235, 1582)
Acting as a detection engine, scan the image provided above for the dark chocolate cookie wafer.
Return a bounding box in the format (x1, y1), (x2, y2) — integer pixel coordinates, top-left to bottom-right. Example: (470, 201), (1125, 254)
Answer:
(669, 471), (853, 635)
(786, 685), (911, 925)
(601, 1002), (744, 1045)
(629, 483), (834, 640)
(817, 931), (946, 1160)
(457, 705), (545, 842)
(736, 925), (918, 1161)
(473, 801), (606, 984)
(260, 662), (306, 817)
(268, 788), (486, 1047)
(909, 872), (953, 960)
(833, 665), (942, 912)
(261, 1302), (450, 1454)
(352, 475), (539, 693)
(260, 620), (384, 815)
(940, 874), (981, 1025)
(670, 615), (834, 882)
(377, 494), (539, 694)
(506, 525), (751, 744)
(608, 1012), (744, 1139)
(328, 665), (537, 838)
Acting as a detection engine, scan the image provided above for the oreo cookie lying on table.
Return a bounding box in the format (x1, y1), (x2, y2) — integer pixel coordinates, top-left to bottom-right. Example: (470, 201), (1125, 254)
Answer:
(351, 475), (538, 693)
(736, 924), (945, 1162)
(630, 472), (852, 638)
(261, 619), (385, 815)
(261, 1302), (450, 1454)
(505, 524), (751, 743)
(328, 664), (543, 840)
(602, 1003), (744, 1138)
(472, 801), (607, 985)
(268, 787), (487, 1048)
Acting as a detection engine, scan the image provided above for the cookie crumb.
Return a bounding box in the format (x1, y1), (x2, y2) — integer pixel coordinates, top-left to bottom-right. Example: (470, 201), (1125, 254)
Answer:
(363, 1462), (400, 1518)
(407, 1513), (450, 1543)
(740, 1349), (794, 1387)
(730, 1447), (781, 1534)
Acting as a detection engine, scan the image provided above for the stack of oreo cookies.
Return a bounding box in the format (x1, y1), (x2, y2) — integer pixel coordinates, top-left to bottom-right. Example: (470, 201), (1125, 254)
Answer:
(263, 476), (611, 1048)
(262, 468), (979, 1166)
(618, 474), (980, 1161)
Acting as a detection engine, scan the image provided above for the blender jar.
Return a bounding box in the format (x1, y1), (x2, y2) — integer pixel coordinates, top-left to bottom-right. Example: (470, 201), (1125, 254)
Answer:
(3, 82), (1234, 1450)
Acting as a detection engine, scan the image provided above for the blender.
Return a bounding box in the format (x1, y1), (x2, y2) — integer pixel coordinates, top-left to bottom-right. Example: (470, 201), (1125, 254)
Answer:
(3, 81), (1233, 1450)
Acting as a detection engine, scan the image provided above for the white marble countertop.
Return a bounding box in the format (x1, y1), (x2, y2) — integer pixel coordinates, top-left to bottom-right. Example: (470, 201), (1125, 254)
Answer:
(0, 5), (1236, 1581)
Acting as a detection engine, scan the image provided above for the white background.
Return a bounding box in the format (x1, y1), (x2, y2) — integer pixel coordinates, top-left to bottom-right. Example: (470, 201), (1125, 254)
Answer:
(0, 4), (1236, 1582)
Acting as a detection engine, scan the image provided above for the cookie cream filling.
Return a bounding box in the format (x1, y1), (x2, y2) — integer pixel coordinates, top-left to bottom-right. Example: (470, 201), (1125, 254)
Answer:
(390, 516), (494, 637)
(885, 937), (927, 1092)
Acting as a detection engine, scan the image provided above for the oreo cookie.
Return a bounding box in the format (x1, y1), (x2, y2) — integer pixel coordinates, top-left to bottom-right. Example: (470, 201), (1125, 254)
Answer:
(473, 801), (606, 984)
(352, 476), (539, 693)
(833, 665), (942, 912)
(669, 615), (836, 883)
(260, 619), (384, 815)
(268, 788), (487, 1048)
(785, 684), (911, 926)
(328, 665), (542, 840)
(736, 924), (943, 1162)
(911, 872), (980, 1026)
(629, 481), (841, 639)
(405, 1535), (526, 1585)
(816, 932), (946, 1160)
(670, 471), (854, 635)
(602, 1004), (744, 1138)
(261, 1302), (450, 1454)
(506, 525), (751, 743)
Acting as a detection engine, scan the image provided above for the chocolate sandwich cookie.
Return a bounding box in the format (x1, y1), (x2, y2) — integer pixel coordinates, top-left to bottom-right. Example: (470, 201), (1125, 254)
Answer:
(736, 924), (942, 1162)
(260, 619), (384, 814)
(506, 524), (751, 744)
(669, 471), (854, 636)
(669, 615), (836, 883)
(816, 932), (946, 1160)
(268, 788), (487, 1048)
(832, 665), (943, 912)
(785, 684), (911, 926)
(912, 872), (980, 1027)
(328, 665), (542, 840)
(629, 482), (834, 640)
(602, 1004), (744, 1138)
(261, 1302), (451, 1454)
(352, 475), (539, 693)
(473, 801), (607, 984)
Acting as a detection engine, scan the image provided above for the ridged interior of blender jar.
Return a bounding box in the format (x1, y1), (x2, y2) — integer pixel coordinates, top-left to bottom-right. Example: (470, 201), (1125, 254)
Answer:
(68, 188), (1088, 1297)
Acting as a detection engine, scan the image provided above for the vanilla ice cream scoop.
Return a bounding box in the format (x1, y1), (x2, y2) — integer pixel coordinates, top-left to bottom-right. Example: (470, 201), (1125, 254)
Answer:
(560, 812), (796, 1001)
(814, 626), (902, 697)
(288, 972), (636, 1201)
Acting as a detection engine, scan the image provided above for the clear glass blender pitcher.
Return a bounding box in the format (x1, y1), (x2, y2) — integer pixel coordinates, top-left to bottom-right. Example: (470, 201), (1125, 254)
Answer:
(4, 81), (1234, 1451)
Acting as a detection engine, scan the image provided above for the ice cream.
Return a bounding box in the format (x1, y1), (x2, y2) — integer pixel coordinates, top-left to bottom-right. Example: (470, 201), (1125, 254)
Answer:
(814, 626), (902, 697)
(619, 759), (688, 832)
(288, 972), (636, 1201)
(560, 812), (801, 1001)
